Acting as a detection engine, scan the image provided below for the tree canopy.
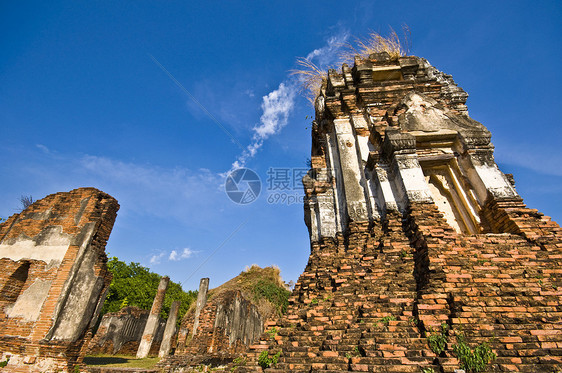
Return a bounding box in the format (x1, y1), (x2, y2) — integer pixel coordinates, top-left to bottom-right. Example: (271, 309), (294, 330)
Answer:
(102, 257), (198, 322)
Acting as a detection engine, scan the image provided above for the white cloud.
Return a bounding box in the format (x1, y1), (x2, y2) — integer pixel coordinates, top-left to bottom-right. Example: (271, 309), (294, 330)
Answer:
(169, 250), (179, 261)
(169, 248), (196, 261)
(227, 32), (349, 172)
(255, 83), (296, 139)
(229, 82), (297, 171)
(149, 252), (165, 265)
(78, 155), (225, 224)
(36, 144), (51, 154)
(496, 145), (562, 177)
(305, 32), (350, 67)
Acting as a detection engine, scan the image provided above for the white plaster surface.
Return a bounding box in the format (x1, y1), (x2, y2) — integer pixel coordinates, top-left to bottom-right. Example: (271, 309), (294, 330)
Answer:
(374, 166), (399, 212)
(474, 164), (517, 199)
(1, 353), (62, 373)
(326, 131), (346, 233)
(0, 226), (71, 266)
(317, 193), (337, 238)
(351, 114), (369, 132)
(6, 279), (52, 322)
(334, 118), (369, 221)
(0, 241), (68, 266)
(394, 158), (433, 204)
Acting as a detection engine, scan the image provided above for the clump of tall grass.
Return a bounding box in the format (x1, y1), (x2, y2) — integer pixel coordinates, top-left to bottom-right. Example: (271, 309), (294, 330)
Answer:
(292, 27), (410, 105)
(340, 27), (409, 63)
(290, 57), (329, 105)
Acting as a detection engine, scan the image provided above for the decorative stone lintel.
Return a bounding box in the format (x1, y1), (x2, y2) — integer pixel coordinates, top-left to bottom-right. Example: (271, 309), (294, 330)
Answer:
(458, 130), (492, 150)
(382, 129), (416, 161)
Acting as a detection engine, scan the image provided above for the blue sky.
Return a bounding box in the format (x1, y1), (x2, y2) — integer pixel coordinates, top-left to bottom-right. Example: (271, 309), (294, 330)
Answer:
(1, 1), (561, 291)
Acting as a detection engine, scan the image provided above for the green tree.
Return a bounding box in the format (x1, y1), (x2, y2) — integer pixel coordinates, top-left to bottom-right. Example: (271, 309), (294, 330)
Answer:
(102, 257), (197, 322)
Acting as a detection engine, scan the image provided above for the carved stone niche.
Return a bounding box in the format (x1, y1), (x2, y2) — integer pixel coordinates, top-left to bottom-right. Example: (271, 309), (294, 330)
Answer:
(397, 92), (495, 234)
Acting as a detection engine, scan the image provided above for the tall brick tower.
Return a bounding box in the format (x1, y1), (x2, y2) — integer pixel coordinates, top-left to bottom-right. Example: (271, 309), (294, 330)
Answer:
(238, 53), (562, 372)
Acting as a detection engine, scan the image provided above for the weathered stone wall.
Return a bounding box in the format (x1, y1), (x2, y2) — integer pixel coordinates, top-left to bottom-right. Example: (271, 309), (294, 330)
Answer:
(171, 290), (263, 362)
(232, 54), (562, 372)
(87, 306), (167, 356)
(234, 207), (562, 372)
(0, 187), (119, 372)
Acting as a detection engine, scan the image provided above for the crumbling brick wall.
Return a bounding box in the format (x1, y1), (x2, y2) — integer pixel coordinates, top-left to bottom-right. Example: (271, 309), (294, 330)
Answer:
(175, 290), (263, 357)
(0, 188), (119, 372)
(235, 204), (562, 372)
(232, 53), (562, 372)
(88, 306), (167, 356)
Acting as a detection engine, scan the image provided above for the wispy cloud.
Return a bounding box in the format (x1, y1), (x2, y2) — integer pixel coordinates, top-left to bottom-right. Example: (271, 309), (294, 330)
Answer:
(6, 148), (228, 226)
(231, 82), (297, 170)
(169, 247), (196, 261)
(149, 252), (165, 265)
(36, 144), (52, 155)
(305, 32), (349, 66)
(496, 145), (562, 177)
(79, 155), (224, 223)
(149, 248), (198, 265)
(228, 31), (349, 172)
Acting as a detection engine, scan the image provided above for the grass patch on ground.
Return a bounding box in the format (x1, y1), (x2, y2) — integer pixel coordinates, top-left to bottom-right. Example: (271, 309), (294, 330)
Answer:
(84, 355), (160, 369)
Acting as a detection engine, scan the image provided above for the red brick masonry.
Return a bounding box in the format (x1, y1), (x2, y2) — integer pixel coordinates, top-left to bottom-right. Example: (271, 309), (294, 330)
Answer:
(0, 188), (119, 372)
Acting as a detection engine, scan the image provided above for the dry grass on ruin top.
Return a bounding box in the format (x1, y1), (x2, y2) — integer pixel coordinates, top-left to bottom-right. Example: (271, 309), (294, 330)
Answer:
(292, 28), (409, 105)
(340, 28), (408, 63)
(84, 355), (160, 369)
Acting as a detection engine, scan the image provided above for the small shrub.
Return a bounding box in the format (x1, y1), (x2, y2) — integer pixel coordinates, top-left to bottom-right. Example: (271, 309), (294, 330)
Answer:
(452, 335), (496, 372)
(258, 351), (281, 369)
(345, 346), (361, 359)
(311, 298), (319, 304)
(252, 279), (290, 315)
(231, 356), (247, 371)
(421, 368), (435, 373)
(380, 316), (396, 325)
(0, 356), (9, 368)
(428, 323), (449, 355)
(340, 27), (409, 63)
(266, 327), (278, 339)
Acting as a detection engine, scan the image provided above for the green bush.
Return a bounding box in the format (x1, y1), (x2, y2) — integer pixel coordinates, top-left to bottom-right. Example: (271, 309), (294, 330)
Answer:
(452, 335), (496, 372)
(231, 356), (247, 371)
(257, 350), (280, 369)
(101, 257), (198, 324)
(428, 323), (448, 355)
(252, 279), (290, 315)
(0, 357), (9, 368)
(421, 368), (435, 373)
(266, 327), (278, 339)
(379, 316), (396, 325)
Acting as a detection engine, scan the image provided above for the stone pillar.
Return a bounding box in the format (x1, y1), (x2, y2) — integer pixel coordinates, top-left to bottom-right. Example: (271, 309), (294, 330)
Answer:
(158, 300), (180, 358)
(333, 118), (369, 222)
(192, 278), (209, 337)
(383, 129), (433, 211)
(136, 276), (169, 358)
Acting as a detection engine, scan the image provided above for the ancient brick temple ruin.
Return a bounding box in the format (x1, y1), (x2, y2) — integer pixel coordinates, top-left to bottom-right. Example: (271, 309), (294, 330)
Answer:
(0, 188), (119, 372)
(234, 53), (562, 372)
(161, 268), (285, 370)
(87, 306), (167, 356)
